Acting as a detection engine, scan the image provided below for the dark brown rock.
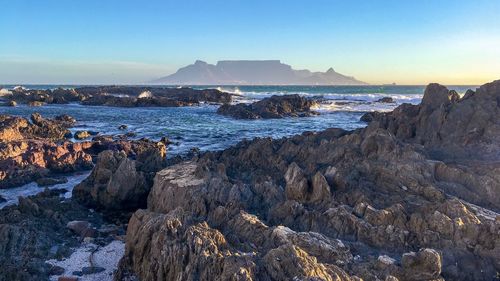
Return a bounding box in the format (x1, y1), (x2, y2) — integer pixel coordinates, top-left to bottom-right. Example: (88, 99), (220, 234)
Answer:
(217, 94), (319, 119)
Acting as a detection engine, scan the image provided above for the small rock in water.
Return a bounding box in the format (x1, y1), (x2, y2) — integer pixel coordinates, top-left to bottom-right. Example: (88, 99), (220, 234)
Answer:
(0, 195), (6, 203)
(36, 177), (68, 187)
(376, 97), (395, 103)
(7, 100), (17, 106)
(118, 124), (128, 130)
(74, 131), (91, 140)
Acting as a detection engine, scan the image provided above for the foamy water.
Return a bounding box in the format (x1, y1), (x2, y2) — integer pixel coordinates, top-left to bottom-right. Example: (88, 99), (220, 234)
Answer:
(0, 172), (90, 209)
(1, 85), (476, 156)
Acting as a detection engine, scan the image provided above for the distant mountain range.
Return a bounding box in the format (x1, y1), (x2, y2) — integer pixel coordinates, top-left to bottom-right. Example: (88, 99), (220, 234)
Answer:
(151, 60), (367, 85)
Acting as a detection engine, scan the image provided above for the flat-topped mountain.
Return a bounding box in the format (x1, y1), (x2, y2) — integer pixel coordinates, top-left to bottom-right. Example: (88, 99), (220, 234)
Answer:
(151, 60), (367, 85)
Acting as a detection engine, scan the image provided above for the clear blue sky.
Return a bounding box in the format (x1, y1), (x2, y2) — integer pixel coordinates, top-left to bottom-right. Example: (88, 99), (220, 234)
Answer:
(1, 0), (499, 84)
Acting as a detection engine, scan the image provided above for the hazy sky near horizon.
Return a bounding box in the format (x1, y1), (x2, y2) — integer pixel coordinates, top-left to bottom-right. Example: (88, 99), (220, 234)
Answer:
(1, 0), (499, 85)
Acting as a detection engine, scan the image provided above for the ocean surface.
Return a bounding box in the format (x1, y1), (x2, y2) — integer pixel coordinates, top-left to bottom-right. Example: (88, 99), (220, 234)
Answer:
(0, 85), (476, 156)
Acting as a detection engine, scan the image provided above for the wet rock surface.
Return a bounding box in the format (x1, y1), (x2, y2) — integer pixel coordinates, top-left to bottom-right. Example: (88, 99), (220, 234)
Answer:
(217, 94), (319, 119)
(116, 81), (500, 281)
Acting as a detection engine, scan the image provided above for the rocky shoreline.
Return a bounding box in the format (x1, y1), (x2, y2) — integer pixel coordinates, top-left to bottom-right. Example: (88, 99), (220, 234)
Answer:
(1, 86), (232, 108)
(0, 80), (499, 281)
(112, 80), (499, 280)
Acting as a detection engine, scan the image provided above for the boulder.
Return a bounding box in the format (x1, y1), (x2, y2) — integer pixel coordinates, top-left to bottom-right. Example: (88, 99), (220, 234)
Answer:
(217, 94), (319, 119)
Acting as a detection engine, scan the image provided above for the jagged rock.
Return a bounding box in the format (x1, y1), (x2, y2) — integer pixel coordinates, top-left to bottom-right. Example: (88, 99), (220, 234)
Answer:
(217, 94), (319, 119)
(73, 141), (166, 211)
(284, 162), (309, 202)
(7, 100), (16, 106)
(360, 81), (500, 209)
(116, 80), (500, 281)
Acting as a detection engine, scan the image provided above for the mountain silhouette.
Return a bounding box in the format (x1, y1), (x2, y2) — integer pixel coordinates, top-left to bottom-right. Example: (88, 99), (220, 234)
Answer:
(151, 60), (367, 85)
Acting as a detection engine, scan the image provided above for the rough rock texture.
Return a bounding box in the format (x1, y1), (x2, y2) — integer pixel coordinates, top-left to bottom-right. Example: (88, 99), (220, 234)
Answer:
(0, 113), (168, 189)
(72, 140), (167, 211)
(361, 81), (500, 210)
(217, 94), (319, 119)
(117, 81), (500, 281)
(0, 125), (94, 188)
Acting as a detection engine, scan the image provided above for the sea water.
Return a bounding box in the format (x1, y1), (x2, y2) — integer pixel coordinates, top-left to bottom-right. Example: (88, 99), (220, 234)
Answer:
(0, 85), (476, 155)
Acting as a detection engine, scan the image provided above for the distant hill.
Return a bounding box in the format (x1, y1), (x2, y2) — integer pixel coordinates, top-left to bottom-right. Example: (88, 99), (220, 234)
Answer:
(151, 60), (367, 85)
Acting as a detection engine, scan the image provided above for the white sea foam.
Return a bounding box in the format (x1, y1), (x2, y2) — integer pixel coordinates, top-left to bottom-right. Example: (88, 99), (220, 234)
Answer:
(0, 172), (90, 209)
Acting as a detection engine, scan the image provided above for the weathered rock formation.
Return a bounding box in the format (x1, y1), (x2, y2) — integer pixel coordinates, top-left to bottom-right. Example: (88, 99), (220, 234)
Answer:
(217, 94), (319, 119)
(361, 81), (500, 209)
(116, 81), (500, 281)
(73, 140), (167, 211)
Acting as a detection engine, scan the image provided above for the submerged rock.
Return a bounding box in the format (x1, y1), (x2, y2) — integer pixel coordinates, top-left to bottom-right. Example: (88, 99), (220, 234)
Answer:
(217, 94), (319, 119)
